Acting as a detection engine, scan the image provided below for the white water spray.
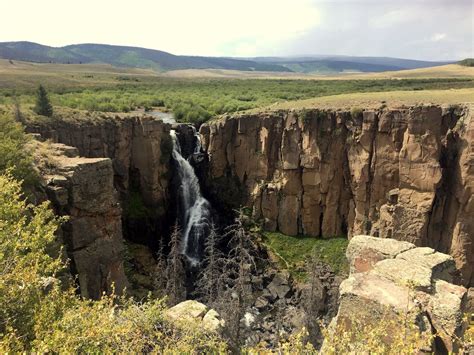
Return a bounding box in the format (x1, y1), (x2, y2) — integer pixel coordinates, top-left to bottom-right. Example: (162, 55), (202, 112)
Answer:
(170, 129), (211, 265)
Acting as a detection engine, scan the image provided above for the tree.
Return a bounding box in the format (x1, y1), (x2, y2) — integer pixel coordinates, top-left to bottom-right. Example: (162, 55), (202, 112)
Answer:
(152, 238), (168, 298)
(195, 223), (227, 306)
(34, 85), (53, 117)
(165, 224), (186, 306)
(220, 210), (257, 346)
(302, 250), (326, 347)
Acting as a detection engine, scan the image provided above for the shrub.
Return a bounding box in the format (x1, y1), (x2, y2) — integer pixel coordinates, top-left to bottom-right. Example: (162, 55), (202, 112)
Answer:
(0, 172), (65, 351)
(350, 107), (363, 118)
(0, 113), (36, 185)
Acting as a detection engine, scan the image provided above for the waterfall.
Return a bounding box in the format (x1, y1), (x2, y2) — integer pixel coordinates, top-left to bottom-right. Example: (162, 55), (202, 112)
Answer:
(170, 129), (211, 266)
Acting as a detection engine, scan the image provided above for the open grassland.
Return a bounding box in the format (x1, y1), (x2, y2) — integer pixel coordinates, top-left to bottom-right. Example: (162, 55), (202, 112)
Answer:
(162, 64), (474, 80)
(264, 88), (474, 111)
(1, 59), (474, 123)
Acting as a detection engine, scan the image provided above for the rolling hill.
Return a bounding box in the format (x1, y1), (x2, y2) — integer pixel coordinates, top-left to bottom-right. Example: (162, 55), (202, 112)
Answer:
(0, 42), (291, 72)
(0, 41), (454, 74)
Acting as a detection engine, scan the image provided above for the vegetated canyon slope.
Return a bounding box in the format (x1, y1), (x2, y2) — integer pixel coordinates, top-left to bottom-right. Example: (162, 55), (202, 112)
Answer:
(200, 104), (474, 287)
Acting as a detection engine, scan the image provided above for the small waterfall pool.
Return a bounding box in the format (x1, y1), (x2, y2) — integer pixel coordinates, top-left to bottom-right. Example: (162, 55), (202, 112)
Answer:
(170, 128), (211, 266)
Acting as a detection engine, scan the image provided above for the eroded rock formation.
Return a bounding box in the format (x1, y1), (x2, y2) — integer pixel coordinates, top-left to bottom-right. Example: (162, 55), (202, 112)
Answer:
(35, 142), (128, 299)
(329, 235), (467, 353)
(200, 105), (474, 286)
(27, 115), (172, 212)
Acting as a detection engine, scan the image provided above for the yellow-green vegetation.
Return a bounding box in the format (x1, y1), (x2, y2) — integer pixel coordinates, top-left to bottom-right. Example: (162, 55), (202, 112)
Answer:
(262, 232), (349, 280)
(0, 112), (36, 185)
(267, 87), (474, 112)
(321, 311), (433, 354)
(0, 172), (227, 352)
(0, 113), (227, 352)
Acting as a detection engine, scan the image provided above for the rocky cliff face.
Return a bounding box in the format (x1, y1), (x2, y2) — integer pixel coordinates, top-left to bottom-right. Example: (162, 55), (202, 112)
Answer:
(35, 142), (128, 299)
(27, 115), (172, 212)
(27, 115), (173, 245)
(201, 105), (474, 286)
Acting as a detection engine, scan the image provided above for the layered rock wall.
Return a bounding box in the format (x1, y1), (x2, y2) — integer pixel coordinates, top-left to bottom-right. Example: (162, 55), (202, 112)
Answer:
(37, 143), (128, 299)
(201, 105), (474, 286)
(27, 115), (172, 211)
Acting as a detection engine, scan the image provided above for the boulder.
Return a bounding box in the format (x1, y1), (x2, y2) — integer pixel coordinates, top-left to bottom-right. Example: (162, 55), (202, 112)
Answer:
(346, 235), (415, 273)
(267, 272), (291, 300)
(329, 235), (468, 353)
(166, 300), (225, 333)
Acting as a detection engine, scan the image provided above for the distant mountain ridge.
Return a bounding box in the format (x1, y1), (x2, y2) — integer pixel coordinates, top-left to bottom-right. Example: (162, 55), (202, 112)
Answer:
(0, 41), (452, 73)
(0, 42), (291, 72)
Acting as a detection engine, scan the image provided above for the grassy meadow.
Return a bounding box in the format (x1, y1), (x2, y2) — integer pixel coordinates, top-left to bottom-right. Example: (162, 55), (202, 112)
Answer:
(1, 60), (474, 123)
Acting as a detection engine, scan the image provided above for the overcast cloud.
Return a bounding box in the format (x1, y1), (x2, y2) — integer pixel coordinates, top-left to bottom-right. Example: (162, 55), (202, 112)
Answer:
(1, 0), (472, 60)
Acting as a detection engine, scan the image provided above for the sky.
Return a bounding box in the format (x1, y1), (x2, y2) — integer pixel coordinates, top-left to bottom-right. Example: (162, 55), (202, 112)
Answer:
(1, 0), (472, 60)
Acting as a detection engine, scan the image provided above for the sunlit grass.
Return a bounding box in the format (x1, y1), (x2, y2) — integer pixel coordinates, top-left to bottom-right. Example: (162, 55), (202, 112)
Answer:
(262, 231), (349, 281)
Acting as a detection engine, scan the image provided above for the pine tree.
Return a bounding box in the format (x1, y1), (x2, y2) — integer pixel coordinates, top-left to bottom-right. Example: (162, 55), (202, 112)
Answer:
(221, 210), (257, 346)
(34, 85), (53, 117)
(165, 223), (186, 306)
(195, 223), (227, 306)
(303, 249), (326, 346)
(152, 238), (168, 298)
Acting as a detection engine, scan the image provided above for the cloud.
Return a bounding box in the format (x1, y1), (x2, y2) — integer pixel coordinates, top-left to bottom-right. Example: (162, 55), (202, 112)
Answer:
(431, 33), (447, 42)
(0, 0), (471, 60)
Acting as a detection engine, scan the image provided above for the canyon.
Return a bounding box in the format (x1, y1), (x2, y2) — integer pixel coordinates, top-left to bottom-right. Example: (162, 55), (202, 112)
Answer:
(26, 104), (474, 301)
(201, 105), (474, 287)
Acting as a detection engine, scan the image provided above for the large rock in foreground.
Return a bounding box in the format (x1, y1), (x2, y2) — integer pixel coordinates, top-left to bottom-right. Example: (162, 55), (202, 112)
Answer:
(329, 235), (467, 353)
(166, 300), (226, 333)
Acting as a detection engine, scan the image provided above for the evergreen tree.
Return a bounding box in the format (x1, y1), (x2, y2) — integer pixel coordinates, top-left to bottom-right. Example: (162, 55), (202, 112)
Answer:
(34, 85), (53, 117)
(165, 224), (186, 306)
(221, 210), (257, 346)
(195, 223), (227, 306)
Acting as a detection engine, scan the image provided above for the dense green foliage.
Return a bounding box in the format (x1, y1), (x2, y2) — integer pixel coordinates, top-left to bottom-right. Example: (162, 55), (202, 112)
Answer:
(33, 85), (53, 117)
(0, 113), (36, 185)
(4, 77), (474, 124)
(0, 173), (64, 351)
(262, 232), (349, 280)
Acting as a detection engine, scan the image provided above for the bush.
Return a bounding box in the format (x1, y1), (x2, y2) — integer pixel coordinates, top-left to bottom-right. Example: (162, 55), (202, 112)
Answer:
(350, 107), (363, 118)
(0, 113), (36, 185)
(0, 173), (65, 351)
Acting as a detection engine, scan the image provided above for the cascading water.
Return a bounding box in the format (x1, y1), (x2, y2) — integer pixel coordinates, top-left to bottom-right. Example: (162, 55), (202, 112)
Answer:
(170, 128), (211, 266)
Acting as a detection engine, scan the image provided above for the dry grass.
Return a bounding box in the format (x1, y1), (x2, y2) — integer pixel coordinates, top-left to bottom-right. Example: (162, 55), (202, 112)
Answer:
(2, 59), (473, 89)
(160, 64), (474, 80)
(0, 59), (159, 89)
(255, 88), (474, 111)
